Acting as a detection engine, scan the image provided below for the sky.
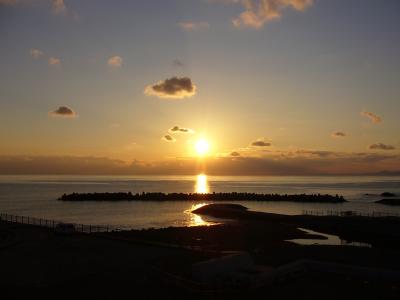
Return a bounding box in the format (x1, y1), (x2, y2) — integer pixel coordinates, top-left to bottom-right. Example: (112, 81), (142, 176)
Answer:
(0, 0), (400, 175)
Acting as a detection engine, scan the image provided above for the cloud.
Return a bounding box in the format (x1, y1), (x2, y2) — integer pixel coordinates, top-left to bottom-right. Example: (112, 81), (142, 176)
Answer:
(49, 106), (77, 118)
(169, 125), (194, 134)
(361, 111), (382, 124)
(230, 151), (241, 157)
(178, 21), (210, 31)
(107, 55), (123, 68)
(230, 0), (313, 29)
(173, 59), (184, 67)
(369, 143), (395, 151)
(292, 149), (337, 158)
(251, 138), (272, 147)
(0, 155), (129, 175)
(48, 57), (61, 66)
(2, 151), (400, 176)
(162, 135), (176, 142)
(144, 77), (197, 99)
(30, 48), (43, 59)
(52, 0), (66, 14)
(331, 131), (346, 138)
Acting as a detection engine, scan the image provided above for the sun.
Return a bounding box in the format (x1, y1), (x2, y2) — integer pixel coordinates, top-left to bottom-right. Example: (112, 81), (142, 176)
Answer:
(195, 139), (210, 156)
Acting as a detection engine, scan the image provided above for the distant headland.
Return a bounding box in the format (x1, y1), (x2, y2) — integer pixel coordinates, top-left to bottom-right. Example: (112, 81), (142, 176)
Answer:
(58, 192), (346, 203)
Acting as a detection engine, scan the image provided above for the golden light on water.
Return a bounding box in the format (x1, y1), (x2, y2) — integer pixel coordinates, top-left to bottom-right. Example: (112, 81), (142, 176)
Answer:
(195, 174), (209, 194)
(184, 203), (214, 227)
(183, 177), (214, 226)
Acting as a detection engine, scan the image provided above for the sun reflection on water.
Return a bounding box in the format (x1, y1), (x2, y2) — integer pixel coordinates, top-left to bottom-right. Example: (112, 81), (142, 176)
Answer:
(195, 174), (209, 194)
(184, 203), (215, 227)
(182, 175), (216, 227)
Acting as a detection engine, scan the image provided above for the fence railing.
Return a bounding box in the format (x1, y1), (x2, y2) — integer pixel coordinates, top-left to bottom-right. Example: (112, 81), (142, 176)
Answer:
(302, 210), (400, 218)
(0, 212), (119, 233)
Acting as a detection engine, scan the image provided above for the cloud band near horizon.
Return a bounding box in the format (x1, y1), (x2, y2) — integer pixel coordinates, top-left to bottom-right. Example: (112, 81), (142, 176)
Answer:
(1, 149), (399, 176)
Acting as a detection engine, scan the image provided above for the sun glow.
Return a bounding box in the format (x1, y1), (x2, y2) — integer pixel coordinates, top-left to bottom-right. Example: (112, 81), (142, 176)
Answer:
(195, 139), (210, 156)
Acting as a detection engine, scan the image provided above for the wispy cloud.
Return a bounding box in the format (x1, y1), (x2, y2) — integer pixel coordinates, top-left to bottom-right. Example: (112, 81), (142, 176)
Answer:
(107, 55), (123, 68)
(145, 77), (197, 99)
(178, 21), (210, 31)
(361, 111), (382, 124)
(173, 59), (184, 67)
(49, 106), (77, 118)
(369, 143), (395, 151)
(48, 57), (61, 66)
(162, 135), (176, 142)
(30, 48), (44, 59)
(229, 0), (313, 29)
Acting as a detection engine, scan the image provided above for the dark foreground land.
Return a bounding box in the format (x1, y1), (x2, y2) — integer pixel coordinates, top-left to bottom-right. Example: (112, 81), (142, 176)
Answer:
(1, 204), (400, 299)
(376, 198), (400, 206)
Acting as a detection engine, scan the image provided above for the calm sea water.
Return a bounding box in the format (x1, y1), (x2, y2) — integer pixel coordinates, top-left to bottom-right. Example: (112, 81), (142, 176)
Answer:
(0, 175), (399, 229)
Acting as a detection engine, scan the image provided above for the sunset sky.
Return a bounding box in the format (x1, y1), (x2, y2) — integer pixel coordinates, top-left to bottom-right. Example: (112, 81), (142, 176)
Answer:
(1, 0), (400, 175)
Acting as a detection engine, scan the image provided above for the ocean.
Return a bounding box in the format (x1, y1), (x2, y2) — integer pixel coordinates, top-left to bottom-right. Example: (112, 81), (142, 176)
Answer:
(0, 175), (399, 229)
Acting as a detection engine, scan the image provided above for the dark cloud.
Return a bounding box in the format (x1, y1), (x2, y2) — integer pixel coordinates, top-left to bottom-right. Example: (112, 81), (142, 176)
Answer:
(49, 106), (77, 118)
(354, 153), (397, 163)
(361, 111), (382, 124)
(251, 139), (271, 147)
(126, 152), (400, 176)
(331, 131), (346, 138)
(144, 77), (197, 99)
(294, 150), (336, 158)
(169, 125), (194, 134)
(369, 143), (395, 150)
(162, 135), (176, 142)
(230, 151), (241, 157)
